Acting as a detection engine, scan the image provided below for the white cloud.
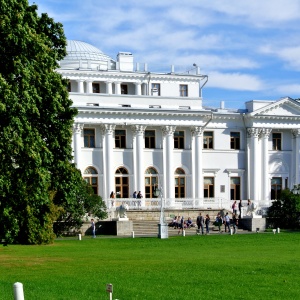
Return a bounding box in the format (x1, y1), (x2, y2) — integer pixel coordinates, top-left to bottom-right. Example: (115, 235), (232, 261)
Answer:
(207, 72), (265, 91)
(276, 84), (300, 95)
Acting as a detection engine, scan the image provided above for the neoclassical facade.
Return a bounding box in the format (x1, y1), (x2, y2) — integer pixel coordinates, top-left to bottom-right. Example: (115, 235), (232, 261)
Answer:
(57, 40), (300, 209)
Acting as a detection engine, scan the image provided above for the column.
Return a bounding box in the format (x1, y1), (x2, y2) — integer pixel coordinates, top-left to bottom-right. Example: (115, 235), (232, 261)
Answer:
(77, 80), (84, 93)
(161, 126), (176, 200)
(261, 128), (272, 205)
(134, 82), (142, 96)
(247, 128), (261, 201)
(86, 80), (93, 94)
(106, 81), (112, 94)
(73, 123), (83, 171)
(101, 124), (116, 200)
(191, 126), (203, 199)
(131, 125), (146, 205)
(292, 129), (300, 186)
(115, 82), (121, 95)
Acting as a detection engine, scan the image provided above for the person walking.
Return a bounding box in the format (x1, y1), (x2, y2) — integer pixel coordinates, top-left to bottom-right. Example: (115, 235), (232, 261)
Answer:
(205, 214), (210, 234)
(232, 213), (238, 234)
(196, 213), (204, 235)
(224, 212), (231, 233)
(215, 213), (223, 233)
(91, 218), (96, 238)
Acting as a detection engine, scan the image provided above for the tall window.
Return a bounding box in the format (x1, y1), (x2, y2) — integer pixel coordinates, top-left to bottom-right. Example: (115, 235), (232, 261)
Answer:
(115, 167), (129, 198)
(92, 83), (100, 93)
(145, 130), (155, 149)
(83, 167), (98, 195)
(204, 177), (214, 198)
(151, 83), (160, 96)
(145, 167), (158, 198)
(230, 177), (240, 200)
(174, 131), (184, 149)
(115, 130), (126, 148)
(203, 131), (213, 149)
(121, 84), (128, 94)
(271, 177), (282, 200)
(179, 84), (188, 97)
(175, 168), (185, 198)
(272, 133), (282, 150)
(84, 129), (95, 148)
(230, 132), (240, 150)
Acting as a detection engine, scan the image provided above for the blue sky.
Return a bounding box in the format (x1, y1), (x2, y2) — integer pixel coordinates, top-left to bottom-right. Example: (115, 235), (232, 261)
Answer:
(36, 0), (300, 109)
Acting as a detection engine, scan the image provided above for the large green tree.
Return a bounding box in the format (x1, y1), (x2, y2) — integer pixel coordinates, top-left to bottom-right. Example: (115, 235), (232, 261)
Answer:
(0, 1), (106, 244)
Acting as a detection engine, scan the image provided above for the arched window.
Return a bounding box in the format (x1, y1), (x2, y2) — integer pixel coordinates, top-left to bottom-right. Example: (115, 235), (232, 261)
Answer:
(115, 167), (129, 198)
(175, 168), (185, 198)
(145, 167), (158, 198)
(83, 167), (98, 195)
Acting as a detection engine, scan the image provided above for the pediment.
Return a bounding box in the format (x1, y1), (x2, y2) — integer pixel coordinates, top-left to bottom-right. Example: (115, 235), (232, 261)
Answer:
(249, 97), (300, 118)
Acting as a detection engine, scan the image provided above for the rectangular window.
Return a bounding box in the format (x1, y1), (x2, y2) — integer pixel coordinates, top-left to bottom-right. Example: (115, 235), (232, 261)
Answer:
(230, 132), (240, 150)
(271, 177), (282, 200)
(203, 131), (213, 149)
(175, 177), (185, 198)
(145, 130), (155, 149)
(272, 133), (281, 150)
(204, 177), (214, 198)
(84, 129), (95, 148)
(179, 84), (188, 97)
(230, 177), (241, 200)
(84, 177), (98, 195)
(174, 131), (184, 149)
(115, 129), (126, 148)
(121, 84), (128, 94)
(92, 83), (100, 93)
(151, 83), (161, 96)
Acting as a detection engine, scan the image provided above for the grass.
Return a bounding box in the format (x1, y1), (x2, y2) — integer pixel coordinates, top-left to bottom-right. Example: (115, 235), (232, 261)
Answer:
(1, 233), (300, 299)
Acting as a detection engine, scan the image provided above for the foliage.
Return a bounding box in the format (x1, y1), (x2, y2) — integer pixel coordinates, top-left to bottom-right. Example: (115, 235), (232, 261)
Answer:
(1, 234), (300, 299)
(267, 189), (300, 229)
(0, 1), (106, 244)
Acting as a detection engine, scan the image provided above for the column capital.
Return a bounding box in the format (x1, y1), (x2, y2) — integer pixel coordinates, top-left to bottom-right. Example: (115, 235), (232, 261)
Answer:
(131, 125), (147, 135)
(247, 127), (261, 138)
(161, 125), (176, 136)
(73, 123), (84, 134)
(190, 126), (204, 137)
(260, 128), (272, 138)
(292, 129), (300, 138)
(100, 124), (116, 135)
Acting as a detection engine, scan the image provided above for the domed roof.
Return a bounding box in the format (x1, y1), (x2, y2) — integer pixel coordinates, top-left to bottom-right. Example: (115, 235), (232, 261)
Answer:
(65, 40), (114, 62)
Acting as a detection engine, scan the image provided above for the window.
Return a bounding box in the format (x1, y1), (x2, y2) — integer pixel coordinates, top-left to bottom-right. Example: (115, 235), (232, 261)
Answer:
(204, 177), (214, 198)
(83, 167), (98, 195)
(115, 167), (129, 198)
(145, 130), (155, 149)
(230, 132), (240, 150)
(203, 131), (213, 149)
(174, 131), (184, 149)
(145, 167), (158, 198)
(92, 83), (100, 93)
(230, 177), (241, 200)
(175, 168), (185, 198)
(179, 84), (188, 97)
(271, 177), (282, 200)
(84, 129), (95, 148)
(272, 133), (281, 150)
(121, 84), (128, 94)
(151, 83), (160, 96)
(115, 130), (126, 148)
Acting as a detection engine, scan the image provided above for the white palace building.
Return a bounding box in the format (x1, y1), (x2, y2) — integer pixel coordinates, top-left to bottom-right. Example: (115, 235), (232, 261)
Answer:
(57, 40), (300, 212)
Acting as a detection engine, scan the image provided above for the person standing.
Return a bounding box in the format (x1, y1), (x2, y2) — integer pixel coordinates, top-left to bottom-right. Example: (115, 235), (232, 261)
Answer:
(224, 212), (231, 233)
(238, 200), (243, 218)
(196, 213), (204, 235)
(133, 191), (137, 198)
(215, 213), (223, 233)
(137, 191), (143, 198)
(232, 213), (238, 234)
(232, 200), (237, 214)
(205, 214), (210, 234)
(91, 218), (96, 238)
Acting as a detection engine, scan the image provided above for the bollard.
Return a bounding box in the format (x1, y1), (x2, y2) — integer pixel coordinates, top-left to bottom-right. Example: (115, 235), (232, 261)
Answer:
(182, 230), (185, 237)
(272, 229), (276, 234)
(78, 234), (81, 240)
(277, 227), (280, 233)
(131, 231), (134, 238)
(13, 282), (24, 300)
(230, 228), (233, 235)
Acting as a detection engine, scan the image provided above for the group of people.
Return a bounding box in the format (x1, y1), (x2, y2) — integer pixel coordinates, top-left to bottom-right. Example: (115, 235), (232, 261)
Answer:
(169, 216), (196, 233)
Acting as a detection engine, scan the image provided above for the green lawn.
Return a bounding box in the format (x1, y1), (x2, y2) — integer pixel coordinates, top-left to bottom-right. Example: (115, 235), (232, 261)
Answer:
(1, 233), (300, 299)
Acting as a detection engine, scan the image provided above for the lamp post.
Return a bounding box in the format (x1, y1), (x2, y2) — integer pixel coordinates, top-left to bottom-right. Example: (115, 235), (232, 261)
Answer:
(154, 186), (168, 239)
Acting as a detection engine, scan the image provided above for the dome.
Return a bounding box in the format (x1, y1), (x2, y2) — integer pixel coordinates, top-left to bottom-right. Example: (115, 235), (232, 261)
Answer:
(65, 40), (114, 62)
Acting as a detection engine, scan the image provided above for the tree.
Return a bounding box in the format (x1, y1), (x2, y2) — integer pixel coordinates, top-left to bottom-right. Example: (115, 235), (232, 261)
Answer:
(0, 1), (106, 244)
(267, 189), (300, 229)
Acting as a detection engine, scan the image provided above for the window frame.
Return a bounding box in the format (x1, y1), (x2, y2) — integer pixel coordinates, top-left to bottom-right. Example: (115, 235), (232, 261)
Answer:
(179, 84), (188, 97)
(272, 133), (282, 151)
(203, 131), (214, 149)
(230, 177), (241, 200)
(174, 131), (184, 149)
(92, 83), (100, 93)
(145, 130), (156, 149)
(175, 168), (185, 198)
(151, 83), (161, 96)
(230, 132), (240, 150)
(84, 128), (95, 148)
(204, 177), (214, 198)
(115, 129), (126, 149)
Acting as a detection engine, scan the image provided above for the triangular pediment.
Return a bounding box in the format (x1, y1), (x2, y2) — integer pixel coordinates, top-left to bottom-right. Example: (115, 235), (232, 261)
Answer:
(249, 97), (300, 117)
